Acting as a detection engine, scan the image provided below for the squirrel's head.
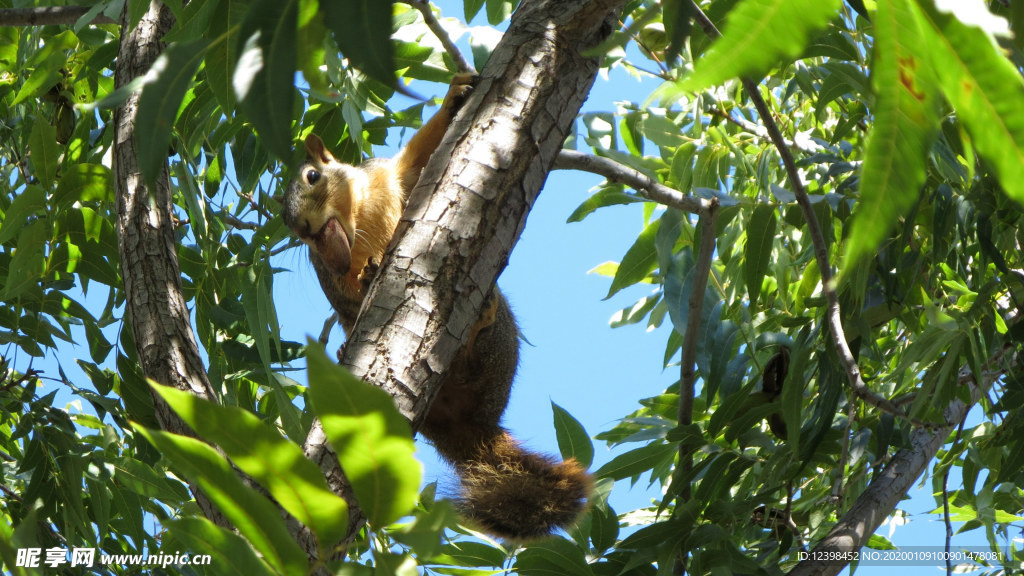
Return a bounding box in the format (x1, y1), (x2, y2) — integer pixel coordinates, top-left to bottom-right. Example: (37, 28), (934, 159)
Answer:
(282, 134), (366, 275)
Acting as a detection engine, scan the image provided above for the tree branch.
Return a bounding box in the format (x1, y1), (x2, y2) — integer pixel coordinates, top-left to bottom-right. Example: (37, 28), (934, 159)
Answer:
(398, 0), (476, 74)
(679, 203), (718, 432)
(554, 149), (710, 214)
(111, 3), (336, 562)
(674, 199), (718, 575)
(788, 343), (1013, 576)
(111, 0), (227, 530)
(0, 6), (115, 27)
(942, 418), (967, 575)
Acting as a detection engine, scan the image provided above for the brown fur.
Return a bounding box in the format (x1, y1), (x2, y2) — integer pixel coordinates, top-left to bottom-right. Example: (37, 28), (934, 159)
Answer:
(282, 75), (592, 539)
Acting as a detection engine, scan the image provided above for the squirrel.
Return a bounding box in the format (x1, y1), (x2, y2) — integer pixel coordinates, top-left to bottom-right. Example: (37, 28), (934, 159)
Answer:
(281, 74), (592, 540)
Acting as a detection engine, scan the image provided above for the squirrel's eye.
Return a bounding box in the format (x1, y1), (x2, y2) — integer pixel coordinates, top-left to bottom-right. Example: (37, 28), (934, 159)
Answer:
(305, 169), (321, 185)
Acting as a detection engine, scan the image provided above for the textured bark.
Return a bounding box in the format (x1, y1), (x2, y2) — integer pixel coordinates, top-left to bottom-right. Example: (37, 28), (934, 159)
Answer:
(346, 0), (623, 426)
(302, 0), (625, 540)
(112, 0), (226, 528)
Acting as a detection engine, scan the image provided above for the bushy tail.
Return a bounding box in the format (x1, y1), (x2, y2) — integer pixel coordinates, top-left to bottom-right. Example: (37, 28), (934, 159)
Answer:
(455, 430), (592, 540)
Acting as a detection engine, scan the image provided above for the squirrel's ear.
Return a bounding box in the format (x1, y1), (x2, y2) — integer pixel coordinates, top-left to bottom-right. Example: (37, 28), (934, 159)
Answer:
(304, 134), (335, 164)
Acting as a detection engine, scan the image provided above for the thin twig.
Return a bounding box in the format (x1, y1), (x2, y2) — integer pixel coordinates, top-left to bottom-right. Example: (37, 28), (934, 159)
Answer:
(620, 13), (671, 79)
(832, 399), (857, 502)
(673, 198), (718, 575)
(707, 107), (825, 154)
(555, 150), (710, 214)
(222, 213), (260, 231)
(319, 312), (339, 347)
(269, 238), (302, 258)
(238, 190), (274, 221)
(688, 1), (910, 423)
(943, 417), (967, 576)
(398, 0), (477, 74)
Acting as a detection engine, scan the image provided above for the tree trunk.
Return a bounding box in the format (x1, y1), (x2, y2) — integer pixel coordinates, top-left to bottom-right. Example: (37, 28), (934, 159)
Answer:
(352, 0), (622, 424)
(303, 0), (625, 538)
(112, 0), (228, 529)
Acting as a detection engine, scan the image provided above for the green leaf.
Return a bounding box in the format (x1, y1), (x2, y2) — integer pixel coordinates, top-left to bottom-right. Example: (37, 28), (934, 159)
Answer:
(28, 121), (59, 189)
(114, 458), (190, 502)
(567, 186), (645, 223)
(593, 443), (676, 481)
(743, 203), (776, 309)
(781, 343), (808, 454)
(241, 266), (274, 367)
(13, 58), (62, 106)
(669, 142), (698, 192)
(865, 534), (897, 550)
(239, 263), (303, 442)
(437, 540), (507, 568)
(389, 498), (458, 559)
(25, 30), (79, 68)
(842, 0), (938, 275)
(693, 452), (740, 502)
(13, 30), (78, 105)
(485, 0), (513, 25)
(552, 402), (594, 469)
(2, 220), (47, 300)
(206, 0), (241, 112)
(616, 518), (687, 549)
(621, 112), (644, 156)
(605, 217), (660, 299)
(136, 39), (210, 185)
(297, 9), (329, 93)
(305, 343), (421, 527)
(465, 0), (486, 22)
(134, 424), (308, 575)
(151, 385), (349, 547)
(322, 1), (394, 85)
(236, 0), (298, 161)
(675, 0), (842, 93)
(697, 304), (738, 403)
(919, 3), (1024, 206)
(0, 186), (47, 245)
(654, 207), (685, 276)
(515, 537), (595, 576)
(663, 248), (695, 337)
(84, 478), (111, 538)
(54, 164), (113, 207)
(589, 504), (619, 554)
(163, 0), (223, 43)
(165, 517), (275, 576)
(663, 0), (693, 64)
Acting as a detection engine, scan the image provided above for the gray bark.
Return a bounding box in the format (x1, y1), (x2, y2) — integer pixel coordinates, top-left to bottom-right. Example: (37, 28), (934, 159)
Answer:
(112, 0), (228, 529)
(302, 0), (626, 540)
(0, 7), (115, 27)
(349, 0), (623, 427)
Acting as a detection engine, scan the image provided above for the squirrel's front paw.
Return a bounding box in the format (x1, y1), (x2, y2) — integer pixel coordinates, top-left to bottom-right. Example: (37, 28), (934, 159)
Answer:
(360, 258), (380, 294)
(443, 73), (478, 113)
